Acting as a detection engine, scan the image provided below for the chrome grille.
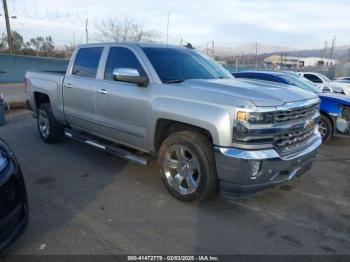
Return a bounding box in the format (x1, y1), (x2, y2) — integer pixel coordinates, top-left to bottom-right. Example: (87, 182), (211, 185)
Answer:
(275, 103), (319, 123)
(274, 125), (316, 154)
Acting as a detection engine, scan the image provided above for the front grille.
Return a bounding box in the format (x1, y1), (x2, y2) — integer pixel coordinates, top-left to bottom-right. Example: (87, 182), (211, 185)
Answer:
(275, 103), (319, 124)
(274, 125), (316, 154)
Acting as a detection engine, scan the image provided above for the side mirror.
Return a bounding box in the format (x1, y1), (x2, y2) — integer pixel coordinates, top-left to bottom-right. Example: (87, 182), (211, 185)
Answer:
(113, 68), (149, 87)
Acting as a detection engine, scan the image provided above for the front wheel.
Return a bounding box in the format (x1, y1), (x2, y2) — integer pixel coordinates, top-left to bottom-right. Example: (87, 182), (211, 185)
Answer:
(157, 131), (218, 202)
(319, 114), (333, 142)
(37, 103), (64, 143)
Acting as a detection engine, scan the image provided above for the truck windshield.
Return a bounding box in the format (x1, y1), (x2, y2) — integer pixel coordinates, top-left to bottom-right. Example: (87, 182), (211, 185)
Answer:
(282, 75), (321, 93)
(142, 47), (232, 83)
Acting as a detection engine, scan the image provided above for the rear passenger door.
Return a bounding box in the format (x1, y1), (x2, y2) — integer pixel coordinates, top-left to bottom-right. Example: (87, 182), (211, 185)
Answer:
(94, 46), (150, 150)
(63, 47), (103, 131)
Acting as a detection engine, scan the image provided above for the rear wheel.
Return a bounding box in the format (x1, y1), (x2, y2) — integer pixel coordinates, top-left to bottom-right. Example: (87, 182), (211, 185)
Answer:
(157, 131), (217, 202)
(319, 114), (333, 142)
(37, 103), (64, 143)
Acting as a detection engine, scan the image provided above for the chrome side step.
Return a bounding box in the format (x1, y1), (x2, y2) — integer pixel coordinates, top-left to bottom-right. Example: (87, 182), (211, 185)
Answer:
(64, 131), (149, 166)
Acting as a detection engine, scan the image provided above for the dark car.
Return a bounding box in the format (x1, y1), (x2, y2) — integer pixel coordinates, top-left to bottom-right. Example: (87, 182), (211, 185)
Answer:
(233, 71), (350, 142)
(0, 139), (28, 251)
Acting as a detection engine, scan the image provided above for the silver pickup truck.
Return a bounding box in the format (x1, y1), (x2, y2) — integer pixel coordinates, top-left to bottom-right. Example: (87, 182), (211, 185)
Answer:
(26, 42), (322, 202)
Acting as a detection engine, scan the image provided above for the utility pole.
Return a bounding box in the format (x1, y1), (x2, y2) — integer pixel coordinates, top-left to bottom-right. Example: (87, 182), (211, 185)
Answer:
(255, 42), (258, 69)
(73, 32), (76, 48)
(166, 12), (170, 45)
(85, 18), (89, 44)
(330, 35), (336, 59)
(212, 40), (215, 57)
(2, 0), (13, 54)
(235, 56), (238, 72)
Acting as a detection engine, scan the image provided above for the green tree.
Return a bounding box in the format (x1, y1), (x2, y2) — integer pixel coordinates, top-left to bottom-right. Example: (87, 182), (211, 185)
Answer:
(26, 36), (55, 56)
(0, 31), (24, 53)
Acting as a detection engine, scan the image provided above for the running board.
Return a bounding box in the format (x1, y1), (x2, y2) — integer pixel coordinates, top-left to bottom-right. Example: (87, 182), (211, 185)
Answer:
(64, 131), (149, 166)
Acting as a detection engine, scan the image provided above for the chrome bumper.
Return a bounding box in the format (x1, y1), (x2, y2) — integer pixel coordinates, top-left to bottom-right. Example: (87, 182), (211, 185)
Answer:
(214, 134), (322, 198)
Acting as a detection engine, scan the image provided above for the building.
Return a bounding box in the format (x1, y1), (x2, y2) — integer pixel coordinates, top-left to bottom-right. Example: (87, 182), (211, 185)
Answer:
(264, 55), (338, 69)
(298, 57), (338, 67)
(264, 55), (300, 68)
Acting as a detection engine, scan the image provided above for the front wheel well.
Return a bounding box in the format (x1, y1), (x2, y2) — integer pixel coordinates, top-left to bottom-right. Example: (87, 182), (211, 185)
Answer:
(320, 112), (335, 130)
(154, 119), (213, 152)
(34, 92), (50, 109)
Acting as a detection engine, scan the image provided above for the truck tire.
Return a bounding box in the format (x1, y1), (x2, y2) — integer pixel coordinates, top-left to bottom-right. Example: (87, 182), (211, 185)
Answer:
(319, 114), (333, 142)
(157, 131), (218, 202)
(37, 103), (64, 143)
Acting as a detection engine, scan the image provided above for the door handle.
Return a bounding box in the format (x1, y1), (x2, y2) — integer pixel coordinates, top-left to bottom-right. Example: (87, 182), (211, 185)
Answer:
(65, 83), (74, 88)
(97, 89), (109, 94)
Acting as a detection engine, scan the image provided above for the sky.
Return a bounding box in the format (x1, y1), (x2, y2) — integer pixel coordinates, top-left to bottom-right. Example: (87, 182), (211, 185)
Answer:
(0, 0), (350, 50)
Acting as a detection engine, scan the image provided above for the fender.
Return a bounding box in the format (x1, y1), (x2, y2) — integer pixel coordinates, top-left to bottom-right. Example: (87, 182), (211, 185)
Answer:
(148, 97), (234, 151)
(320, 100), (342, 117)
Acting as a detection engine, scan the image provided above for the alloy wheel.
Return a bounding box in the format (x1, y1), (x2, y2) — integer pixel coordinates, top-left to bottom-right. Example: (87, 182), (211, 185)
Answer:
(163, 144), (201, 195)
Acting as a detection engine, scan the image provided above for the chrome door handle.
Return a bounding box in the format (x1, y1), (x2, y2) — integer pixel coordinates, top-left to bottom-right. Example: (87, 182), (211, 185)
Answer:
(65, 83), (74, 88)
(97, 89), (109, 94)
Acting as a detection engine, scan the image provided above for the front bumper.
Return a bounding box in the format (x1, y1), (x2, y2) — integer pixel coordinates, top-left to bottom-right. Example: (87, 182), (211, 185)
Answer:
(0, 150), (28, 252)
(215, 134), (322, 198)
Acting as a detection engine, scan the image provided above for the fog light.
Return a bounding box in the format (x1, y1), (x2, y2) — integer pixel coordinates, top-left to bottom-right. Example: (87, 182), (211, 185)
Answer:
(250, 160), (261, 180)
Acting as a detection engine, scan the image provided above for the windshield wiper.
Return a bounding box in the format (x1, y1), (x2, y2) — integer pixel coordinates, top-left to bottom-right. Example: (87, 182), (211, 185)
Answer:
(165, 79), (186, 84)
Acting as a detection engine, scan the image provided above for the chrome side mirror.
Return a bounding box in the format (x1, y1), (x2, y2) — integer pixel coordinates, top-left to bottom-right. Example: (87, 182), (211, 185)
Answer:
(112, 68), (149, 87)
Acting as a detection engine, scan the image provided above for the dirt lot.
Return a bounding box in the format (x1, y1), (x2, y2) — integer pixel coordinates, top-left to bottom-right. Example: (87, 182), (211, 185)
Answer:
(1, 110), (350, 255)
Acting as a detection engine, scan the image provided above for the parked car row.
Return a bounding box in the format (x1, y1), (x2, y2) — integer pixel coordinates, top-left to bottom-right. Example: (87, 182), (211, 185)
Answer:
(297, 72), (350, 95)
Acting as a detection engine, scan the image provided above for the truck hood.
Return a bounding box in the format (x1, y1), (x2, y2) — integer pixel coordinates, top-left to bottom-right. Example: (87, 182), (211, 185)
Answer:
(184, 78), (318, 107)
(319, 93), (350, 106)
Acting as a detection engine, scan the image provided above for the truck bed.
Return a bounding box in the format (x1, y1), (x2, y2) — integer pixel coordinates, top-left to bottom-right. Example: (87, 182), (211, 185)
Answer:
(25, 70), (66, 120)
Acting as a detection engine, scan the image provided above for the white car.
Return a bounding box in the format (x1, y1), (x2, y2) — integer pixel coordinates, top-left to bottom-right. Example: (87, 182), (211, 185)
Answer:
(336, 76), (350, 82)
(298, 72), (350, 96)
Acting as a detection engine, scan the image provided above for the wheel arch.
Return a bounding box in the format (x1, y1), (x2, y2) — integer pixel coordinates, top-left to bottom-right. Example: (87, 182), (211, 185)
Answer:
(153, 119), (214, 154)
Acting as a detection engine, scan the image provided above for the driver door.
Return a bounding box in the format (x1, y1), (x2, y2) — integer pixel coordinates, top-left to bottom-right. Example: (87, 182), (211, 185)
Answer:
(94, 46), (150, 150)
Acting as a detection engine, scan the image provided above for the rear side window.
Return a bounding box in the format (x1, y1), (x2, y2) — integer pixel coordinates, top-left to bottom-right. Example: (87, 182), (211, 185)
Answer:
(104, 47), (145, 81)
(304, 74), (322, 83)
(72, 47), (103, 78)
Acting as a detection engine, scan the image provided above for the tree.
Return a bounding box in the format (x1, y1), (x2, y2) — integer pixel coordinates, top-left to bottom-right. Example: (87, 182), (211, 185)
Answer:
(95, 17), (160, 42)
(25, 36), (55, 56)
(0, 31), (24, 53)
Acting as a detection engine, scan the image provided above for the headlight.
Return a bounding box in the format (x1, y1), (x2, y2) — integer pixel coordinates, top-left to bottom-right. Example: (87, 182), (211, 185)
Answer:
(233, 108), (275, 148)
(0, 140), (11, 173)
(331, 86), (344, 94)
(321, 86), (333, 93)
(236, 111), (274, 124)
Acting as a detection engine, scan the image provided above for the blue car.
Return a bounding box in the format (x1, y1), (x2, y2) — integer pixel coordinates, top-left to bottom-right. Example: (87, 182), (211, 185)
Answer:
(233, 71), (350, 142)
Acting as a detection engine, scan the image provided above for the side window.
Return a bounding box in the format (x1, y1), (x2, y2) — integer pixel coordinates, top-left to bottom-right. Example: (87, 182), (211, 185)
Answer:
(104, 47), (146, 81)
(72, 47), (103, 78)
(304, 74), (322, 83)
